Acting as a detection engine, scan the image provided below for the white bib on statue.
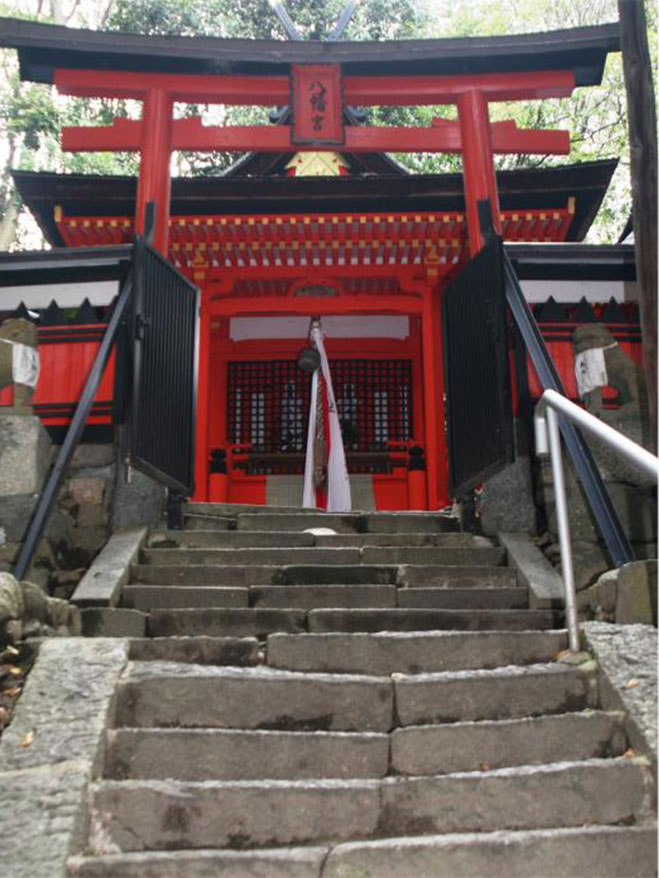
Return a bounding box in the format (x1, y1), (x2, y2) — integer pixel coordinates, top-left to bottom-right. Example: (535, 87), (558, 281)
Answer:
(574, 346), (613, 398)
(1, 340), (40, 388)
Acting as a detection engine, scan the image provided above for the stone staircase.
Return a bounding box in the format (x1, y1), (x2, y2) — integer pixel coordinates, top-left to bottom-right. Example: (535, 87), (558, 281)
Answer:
(68, 504), (656, 877)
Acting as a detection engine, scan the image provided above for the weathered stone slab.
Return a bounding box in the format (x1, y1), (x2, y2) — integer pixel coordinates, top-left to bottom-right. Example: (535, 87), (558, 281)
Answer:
(68, 847), (328, 878)
(251, 585), (396, 610)
(364, 513), (459, 534)
(393, 662), (596, 725)
(112, 463), (165, 530)
(323, 825), (658, 878)
(148, 608), (306, 638)
(615, 561), (658, 626)
(0, 414), (51, 495)
(361, 546), (505, 566)
(390, 710), (626, 775)
(397, 587), (528, 610)
(398, 565), (516, 589)
(142, 547), (361, 566)
(238, 513), (360, 533)
(0, 638), (129, 773)
(107, 728), (389, 780)
(314, 533), (491, 548)
(582, 621), (658, 757)
(72, 527), (147, 607)
(498, 532), (564, 609)
(0, 760), (90, 878)
(267, 630), (569, 675)
(148, 530), (315, 548)
(122, 585), (248, 610)
(81, 607), (147, 638)
(90, 778), (381, 850)
(116, 663), (393, 732)
(308, 608), (559, 633)
(128, 636), (260, 666)
(378, 758), (648, 836)
(280, 565), (397, 585)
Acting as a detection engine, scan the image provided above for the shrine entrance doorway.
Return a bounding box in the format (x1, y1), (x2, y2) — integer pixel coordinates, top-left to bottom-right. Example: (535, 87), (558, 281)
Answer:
(206, 312), (428, 511)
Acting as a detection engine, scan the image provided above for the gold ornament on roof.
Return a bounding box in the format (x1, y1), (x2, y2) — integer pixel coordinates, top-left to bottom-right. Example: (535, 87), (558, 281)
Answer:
(285, 152), (349, 177)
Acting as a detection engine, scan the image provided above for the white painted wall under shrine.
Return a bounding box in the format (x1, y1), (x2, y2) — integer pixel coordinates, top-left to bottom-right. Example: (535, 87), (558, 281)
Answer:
(229, 316), (410, 341)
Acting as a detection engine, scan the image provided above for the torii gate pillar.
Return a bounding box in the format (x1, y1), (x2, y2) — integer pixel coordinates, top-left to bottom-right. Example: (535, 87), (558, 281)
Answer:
(135, 88), (173, 252)
(458, 89), (502, 254)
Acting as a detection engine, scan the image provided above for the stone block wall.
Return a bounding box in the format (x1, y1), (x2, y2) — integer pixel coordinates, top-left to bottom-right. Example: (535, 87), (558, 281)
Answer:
(0, 414), (166, 604)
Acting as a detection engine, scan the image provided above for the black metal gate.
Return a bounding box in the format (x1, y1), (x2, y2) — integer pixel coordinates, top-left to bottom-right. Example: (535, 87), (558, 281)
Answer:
(128, 238), (199, 494)
(443, 236), (514, 496)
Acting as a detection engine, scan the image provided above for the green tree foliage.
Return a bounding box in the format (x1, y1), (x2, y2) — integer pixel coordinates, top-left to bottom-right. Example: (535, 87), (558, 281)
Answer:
(0, 0), (654, 248)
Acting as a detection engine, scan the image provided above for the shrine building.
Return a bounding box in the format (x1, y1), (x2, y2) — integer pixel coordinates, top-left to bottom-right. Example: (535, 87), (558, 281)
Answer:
(0, 17), (641, 514)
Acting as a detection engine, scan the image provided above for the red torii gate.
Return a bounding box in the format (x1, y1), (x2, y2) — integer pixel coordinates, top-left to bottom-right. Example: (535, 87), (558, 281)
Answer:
(56, 66), (574, 254)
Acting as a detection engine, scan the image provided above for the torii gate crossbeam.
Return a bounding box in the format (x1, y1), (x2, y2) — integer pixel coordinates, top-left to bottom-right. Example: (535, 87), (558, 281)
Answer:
(56, 66), (575, 254)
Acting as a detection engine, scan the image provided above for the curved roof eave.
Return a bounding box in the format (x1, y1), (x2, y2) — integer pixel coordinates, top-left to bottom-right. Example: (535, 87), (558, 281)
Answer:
(0, 17), (619, 86)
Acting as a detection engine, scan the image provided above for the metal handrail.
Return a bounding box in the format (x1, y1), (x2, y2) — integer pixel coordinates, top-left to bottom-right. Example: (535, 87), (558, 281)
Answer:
(534, 388), (659, 652)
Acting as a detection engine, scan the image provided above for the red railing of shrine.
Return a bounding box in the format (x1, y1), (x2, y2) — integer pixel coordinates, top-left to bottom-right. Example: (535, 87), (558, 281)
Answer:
(0, 324), (116, 432)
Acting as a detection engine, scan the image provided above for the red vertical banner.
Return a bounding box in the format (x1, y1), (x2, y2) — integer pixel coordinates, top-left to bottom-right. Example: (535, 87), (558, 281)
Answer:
(291, 64), (344, 146)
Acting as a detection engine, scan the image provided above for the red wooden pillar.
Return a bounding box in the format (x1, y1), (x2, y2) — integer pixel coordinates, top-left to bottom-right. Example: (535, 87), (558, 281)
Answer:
(458, 89), (502, 255)
(135, 87), (173, 253)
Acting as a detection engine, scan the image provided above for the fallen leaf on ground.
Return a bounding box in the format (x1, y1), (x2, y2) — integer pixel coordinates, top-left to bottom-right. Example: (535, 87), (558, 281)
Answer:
(623, 678), (639, 689)
(19, 731), (34, 748)
(552, 649), (572, 661)
(623, 748), (636, 758)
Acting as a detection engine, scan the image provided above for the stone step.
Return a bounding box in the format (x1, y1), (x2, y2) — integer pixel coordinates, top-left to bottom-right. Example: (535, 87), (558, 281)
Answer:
(128, 636), (261, 666)
(116, 663), (393, 731)
(141, 547), (363, 566)
(147, 530), (489, 550)
(267, 630), (570, 675)
(133, 564), (400, 587)
(250, 585), (397, 610)
(148, 608), (307, 638)
(390, 710), (627, 775)
(123, 585), (248, 611)
(376, 758), (648, 838)
(148, 530), (316, 548)
(393, 662), (596, 725)
(399, 565), (518, 588)
(314, 533), (492, 548)
(183, 513), (236, 531)
(236, 512), (459, 534)
(321, 825), (658, 878)
(140, 545), (504, 567)
(361, 546), (506, 566)
(67, 825), (658, 878)
(107, 728), (389, 780)
(397, 587), (528, 610)
(68, 847), (329, 878)
(237, 513), (363, 533)
(280, 565), (398, 585)
(188, 501), (319, 516)
(307, 608), (561, 633)
(86, 758), (648, 852)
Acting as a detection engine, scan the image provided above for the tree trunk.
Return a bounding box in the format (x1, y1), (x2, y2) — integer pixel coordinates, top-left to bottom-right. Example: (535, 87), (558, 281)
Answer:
(0, 197), (19, 251)
(618, 0), (658, 450)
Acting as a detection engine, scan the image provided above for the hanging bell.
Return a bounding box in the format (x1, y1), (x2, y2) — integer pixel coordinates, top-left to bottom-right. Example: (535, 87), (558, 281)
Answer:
(297, 346), (320, 373)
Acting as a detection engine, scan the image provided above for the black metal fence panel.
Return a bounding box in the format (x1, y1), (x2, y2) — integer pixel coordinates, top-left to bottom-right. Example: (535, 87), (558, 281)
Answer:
(129, 238), (199, 494)
(443, 236), (514, 496)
